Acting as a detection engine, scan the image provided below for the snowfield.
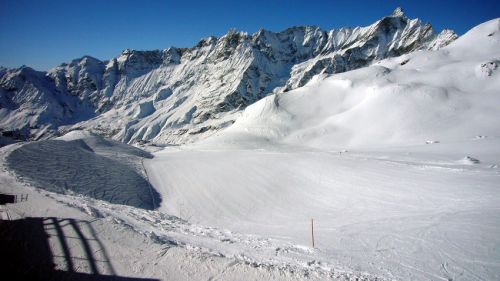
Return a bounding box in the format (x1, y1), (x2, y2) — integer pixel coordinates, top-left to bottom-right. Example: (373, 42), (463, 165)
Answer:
(1, 18), (500, 281)
(146, 139), (500, 280)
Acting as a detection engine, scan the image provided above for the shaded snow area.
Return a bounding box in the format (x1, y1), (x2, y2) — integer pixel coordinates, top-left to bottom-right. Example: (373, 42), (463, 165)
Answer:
(5, 131), (160, 210)
(1, 19), (499, 281)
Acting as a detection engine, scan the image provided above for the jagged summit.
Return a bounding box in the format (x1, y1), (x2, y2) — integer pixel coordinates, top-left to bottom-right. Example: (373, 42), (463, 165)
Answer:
(392, 7), (405, 17)
(0, 10), (458, 145)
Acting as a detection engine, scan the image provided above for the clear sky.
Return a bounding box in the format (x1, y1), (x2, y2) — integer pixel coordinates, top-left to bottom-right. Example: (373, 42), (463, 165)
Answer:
(0, 0), (498, 71)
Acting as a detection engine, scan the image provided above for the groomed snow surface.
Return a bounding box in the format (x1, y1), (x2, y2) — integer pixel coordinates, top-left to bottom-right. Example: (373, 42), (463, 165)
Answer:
(1, 19), (500, 280)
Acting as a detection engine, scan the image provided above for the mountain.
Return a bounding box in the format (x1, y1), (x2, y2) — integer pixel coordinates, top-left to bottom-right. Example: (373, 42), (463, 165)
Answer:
(202, 18), (500, 149)
(0, 8), (457, 145)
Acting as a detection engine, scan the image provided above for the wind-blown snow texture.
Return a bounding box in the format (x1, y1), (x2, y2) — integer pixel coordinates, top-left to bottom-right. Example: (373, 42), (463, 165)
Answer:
(6, 131), (160, 209)
(0, 8), (456, 144)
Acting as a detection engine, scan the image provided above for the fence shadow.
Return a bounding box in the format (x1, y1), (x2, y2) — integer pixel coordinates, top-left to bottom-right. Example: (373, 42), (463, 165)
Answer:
(0, 217), (159, 281)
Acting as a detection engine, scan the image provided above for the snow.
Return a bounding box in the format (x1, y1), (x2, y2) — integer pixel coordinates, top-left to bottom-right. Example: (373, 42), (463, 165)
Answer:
(6, 132), (160, 209)
(133, 101), (156, 119)
(0, 142), (384, 281)
(0, 10), (456, 145)
(202, 19), (500, 149)
(142, 18), (500, 280)
(1, 18), (499, 281)
(145, 139), (500, 280)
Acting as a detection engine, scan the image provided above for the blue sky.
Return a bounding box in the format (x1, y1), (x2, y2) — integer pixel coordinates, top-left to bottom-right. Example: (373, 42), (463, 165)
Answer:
(0, 0), (498, 71)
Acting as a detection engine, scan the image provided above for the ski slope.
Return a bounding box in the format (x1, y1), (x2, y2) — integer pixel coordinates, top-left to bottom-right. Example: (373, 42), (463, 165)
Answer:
(145, 19), (500, 280)
(146, 140), (500, 280)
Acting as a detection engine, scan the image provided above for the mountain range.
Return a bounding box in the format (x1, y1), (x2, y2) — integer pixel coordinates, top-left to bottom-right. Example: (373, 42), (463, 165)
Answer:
(0, 8), (457, 145)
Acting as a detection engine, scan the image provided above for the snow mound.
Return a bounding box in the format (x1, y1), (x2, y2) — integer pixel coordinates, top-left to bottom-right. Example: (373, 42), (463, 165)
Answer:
(6, 135), (160, 210)
(474, 135), (488, 140)
(58, 130), (152, 159)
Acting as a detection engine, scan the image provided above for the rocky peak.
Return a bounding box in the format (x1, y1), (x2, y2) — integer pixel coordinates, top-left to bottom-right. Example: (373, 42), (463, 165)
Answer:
(116, 49), (163, 76)
(195, 36), (218, 48)
(1, 66), (48, 91)
(427, 29), (459, 50)
(0, 66), (6, 78)
(162, 47), (183, 65)
(392, 7), (406, 18)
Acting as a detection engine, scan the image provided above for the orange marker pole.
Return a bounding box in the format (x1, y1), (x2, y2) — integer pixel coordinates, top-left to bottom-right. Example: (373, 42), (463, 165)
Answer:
(311, 218), (315, 248)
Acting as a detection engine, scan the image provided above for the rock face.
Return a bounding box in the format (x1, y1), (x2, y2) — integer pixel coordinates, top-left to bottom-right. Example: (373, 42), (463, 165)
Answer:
(0, 8), (457, 144)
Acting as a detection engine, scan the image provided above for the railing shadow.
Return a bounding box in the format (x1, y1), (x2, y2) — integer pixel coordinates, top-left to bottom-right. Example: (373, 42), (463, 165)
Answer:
(0, 216), (159, 281)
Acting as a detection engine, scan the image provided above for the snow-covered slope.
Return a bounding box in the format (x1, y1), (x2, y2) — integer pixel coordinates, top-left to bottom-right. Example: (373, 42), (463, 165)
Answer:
(5, 131), (160, 209)
(0, 67), (96, 141)
(0, 8), (456, 145)
(203, 18), (500, 149)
